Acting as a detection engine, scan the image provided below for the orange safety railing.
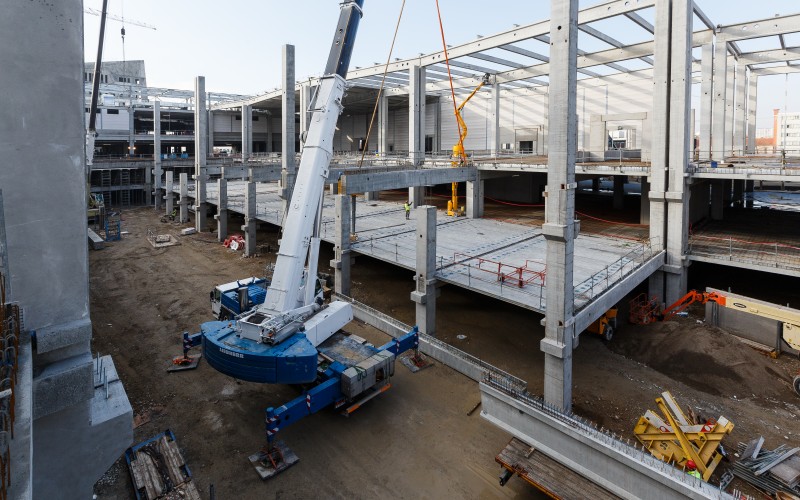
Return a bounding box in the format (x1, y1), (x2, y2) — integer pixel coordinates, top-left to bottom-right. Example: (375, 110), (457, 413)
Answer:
(454, 253), (546, 288)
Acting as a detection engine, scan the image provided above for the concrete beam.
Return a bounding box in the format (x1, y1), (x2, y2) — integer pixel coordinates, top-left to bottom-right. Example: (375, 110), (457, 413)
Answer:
(342, 167), (476, 195)
(718, 13), (800, 42)
(480, 381), (733, 500)
(541, 0), (578, 412)
(739, 47), (800, 66)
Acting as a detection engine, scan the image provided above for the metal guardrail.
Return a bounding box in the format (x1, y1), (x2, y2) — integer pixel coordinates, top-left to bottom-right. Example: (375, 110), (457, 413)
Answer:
(0, 272), (20, 500)
(482, 373), (733, 498)
(573, 238), (662, 311)
(688, 234), (800, 273)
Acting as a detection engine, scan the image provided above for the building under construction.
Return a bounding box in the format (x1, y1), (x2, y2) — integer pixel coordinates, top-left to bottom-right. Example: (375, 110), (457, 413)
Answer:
(1, 1), (800, 499)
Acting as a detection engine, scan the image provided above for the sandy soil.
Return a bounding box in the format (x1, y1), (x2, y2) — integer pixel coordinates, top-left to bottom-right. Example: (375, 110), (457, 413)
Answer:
(91, 207), (800, 499)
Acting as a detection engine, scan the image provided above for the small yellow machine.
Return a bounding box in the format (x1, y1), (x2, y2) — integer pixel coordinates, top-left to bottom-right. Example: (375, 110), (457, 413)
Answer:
(586, 308), (617, 341)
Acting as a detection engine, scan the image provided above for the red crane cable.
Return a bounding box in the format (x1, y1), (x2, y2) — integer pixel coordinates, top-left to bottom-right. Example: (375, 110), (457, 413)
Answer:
(434, 0), (464, 149)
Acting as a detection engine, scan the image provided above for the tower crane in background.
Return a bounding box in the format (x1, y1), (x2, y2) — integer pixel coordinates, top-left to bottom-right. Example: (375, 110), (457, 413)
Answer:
(84, 7), (157, 31)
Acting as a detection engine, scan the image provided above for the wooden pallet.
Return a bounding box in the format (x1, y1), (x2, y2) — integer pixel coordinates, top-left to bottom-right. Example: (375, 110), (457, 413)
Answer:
(496, 437), (617, 499)
(126, 430), (201, 500)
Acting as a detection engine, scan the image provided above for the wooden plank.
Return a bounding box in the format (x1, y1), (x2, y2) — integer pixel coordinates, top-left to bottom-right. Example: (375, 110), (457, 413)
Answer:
(496, 438), (618, 500)
(159, 436), (185, 488)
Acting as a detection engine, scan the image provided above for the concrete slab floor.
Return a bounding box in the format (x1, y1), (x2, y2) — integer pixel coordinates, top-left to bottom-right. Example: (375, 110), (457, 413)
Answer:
(171, 181), (649, 313)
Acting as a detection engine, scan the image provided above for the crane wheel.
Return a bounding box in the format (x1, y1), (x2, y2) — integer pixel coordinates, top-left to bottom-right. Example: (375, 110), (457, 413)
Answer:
(603, 325), (614, 342)
(794, 375), (800, 397)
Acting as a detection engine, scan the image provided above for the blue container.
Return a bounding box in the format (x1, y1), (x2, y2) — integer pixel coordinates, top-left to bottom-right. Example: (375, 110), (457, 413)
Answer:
(710, 161), (718, 168)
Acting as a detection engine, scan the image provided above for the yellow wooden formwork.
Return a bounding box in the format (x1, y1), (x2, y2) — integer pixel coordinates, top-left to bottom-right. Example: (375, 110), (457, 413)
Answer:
(633, 391), (734, 481)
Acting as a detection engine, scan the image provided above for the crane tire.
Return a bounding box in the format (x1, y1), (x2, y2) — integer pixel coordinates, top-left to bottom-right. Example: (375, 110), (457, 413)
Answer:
(794, 375), (800, 397)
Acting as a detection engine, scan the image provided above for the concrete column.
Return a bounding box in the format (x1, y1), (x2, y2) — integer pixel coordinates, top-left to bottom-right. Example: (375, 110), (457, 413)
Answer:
(711, 40), (728, 160)
(128, 106), (135, 157)
(408, 186), (424, 208)
(746, 74), (758, 154)
(724, 56), (736, 157)
(698, 43), (714, 161)
(331, 194), (352, 296)
(409, 64), (426, 166)
(745, 179), (755, 208)
(178, 173), (189, 223)
(242, 181), (257, 256)
(410, 206), (437, 336)
(241, 104), (252, 162)
(266, 114), (273, 153)
(640, 179), (650, 225)
(733, 179), (744, 206)
(280, 45), (297, 215)
(144, 165), (152, 205)
(194, 76), (208, 232)
(378, 92), (389, 156)
(153, 101), (162, 210)
(466, 171), (484, 219)
(299, 83), (311, 150)
(734, 61), (747, 155)
(647, 0), (671, 303)
(710, 180), (724, 220)
(723, 179), (733, 205)
(664, 0), (693, 305)
(3, 5), (132, 494)
(489, 82), (501, 156)
(591, 178), (600, 192)
(165, 170), (174, 215)
(208, 110), (214, 154)
(589, 115), (606, 161)
(541, 0), (578, 412)
(613, 175), (625, 210)
(215, 178), (228, 241)
(433, 97), (442, 153)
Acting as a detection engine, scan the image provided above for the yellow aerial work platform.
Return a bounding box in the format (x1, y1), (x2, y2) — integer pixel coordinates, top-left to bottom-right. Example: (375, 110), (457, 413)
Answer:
(634, 391), (734, 481)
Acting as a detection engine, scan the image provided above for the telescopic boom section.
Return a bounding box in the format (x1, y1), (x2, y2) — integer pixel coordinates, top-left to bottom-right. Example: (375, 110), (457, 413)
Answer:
(259, 0), (364, 316)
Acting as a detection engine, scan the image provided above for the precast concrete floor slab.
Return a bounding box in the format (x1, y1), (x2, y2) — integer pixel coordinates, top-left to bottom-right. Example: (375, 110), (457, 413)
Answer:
(171, 181), (645, 313)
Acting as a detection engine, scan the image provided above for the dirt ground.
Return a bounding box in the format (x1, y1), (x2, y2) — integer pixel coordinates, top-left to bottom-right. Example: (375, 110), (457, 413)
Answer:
(91, 206), (800, 499)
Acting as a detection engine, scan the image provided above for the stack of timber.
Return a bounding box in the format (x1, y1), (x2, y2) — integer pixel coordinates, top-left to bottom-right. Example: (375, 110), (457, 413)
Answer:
(125, 429), (201, 500)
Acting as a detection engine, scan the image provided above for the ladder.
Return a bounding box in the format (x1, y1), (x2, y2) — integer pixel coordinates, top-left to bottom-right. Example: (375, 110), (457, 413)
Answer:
(120, 170), (131, 206)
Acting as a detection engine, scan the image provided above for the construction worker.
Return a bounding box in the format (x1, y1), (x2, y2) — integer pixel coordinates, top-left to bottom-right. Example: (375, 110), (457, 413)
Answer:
(685, 460), (702, 480)
(404, 201), (411, 220)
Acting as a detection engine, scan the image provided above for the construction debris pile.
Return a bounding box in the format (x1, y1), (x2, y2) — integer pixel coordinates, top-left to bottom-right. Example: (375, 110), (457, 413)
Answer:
(733, 439), (800, 496)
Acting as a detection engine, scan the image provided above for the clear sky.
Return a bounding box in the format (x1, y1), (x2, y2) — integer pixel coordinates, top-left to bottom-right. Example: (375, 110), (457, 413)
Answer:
(83, 0), (799, 128)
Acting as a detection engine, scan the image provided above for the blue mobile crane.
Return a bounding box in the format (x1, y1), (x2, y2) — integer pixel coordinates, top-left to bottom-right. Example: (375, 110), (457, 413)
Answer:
(175, 0), (421, 478)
